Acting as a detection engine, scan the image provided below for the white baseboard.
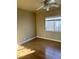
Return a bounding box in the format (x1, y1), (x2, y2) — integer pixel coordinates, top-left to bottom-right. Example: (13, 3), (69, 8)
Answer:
(18, 36), (61, 45)
(36, 36), (61, 42)
(18, 37), (36, 45)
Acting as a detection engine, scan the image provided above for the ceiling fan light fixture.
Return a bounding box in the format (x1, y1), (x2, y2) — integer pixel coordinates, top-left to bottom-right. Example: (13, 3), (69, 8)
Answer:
(43, 6), (50, 11)
(46, 7), (50, 11)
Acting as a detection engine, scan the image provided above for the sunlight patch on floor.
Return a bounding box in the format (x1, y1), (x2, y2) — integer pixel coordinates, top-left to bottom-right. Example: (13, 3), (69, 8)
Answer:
(17, 45), (35, 58)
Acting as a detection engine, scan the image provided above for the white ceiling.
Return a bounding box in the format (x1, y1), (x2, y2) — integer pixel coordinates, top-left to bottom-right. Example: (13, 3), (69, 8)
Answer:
(17, 0), (61, 12)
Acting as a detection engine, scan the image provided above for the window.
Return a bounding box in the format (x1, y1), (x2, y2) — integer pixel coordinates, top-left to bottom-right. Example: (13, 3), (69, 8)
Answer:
(45, 16), (61, 32)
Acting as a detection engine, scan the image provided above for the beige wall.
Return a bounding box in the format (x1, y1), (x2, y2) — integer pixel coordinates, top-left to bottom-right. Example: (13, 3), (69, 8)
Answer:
(17, 9), (36, 41)
(36, 8), (61, 40)
(17, 8), (61, 42)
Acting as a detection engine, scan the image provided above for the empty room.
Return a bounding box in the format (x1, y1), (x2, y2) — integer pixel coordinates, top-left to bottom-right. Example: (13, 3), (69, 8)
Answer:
(17, 0), (61, 59)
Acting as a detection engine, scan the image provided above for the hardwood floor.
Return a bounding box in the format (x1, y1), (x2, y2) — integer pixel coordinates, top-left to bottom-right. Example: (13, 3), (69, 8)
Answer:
(17, 38), (61, 59)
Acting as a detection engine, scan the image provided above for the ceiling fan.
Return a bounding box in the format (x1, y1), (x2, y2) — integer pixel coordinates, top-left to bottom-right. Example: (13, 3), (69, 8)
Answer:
(36, 0), (59, 11)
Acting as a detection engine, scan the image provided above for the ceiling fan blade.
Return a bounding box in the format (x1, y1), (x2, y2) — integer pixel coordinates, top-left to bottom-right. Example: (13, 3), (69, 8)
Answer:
(48, 2), (59, 7)
(50, 4), (59, 7)
(36, 5), (44, 10)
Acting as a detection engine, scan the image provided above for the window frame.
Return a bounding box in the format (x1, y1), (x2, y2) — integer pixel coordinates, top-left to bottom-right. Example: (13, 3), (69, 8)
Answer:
(45, 16), (61, 32)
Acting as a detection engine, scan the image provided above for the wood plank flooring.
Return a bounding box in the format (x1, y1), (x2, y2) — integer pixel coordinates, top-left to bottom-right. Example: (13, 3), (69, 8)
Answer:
(17, 38), (61, 59)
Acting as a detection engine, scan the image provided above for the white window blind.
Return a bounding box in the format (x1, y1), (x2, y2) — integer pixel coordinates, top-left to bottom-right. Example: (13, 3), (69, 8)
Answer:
(45, 16), (61, 32)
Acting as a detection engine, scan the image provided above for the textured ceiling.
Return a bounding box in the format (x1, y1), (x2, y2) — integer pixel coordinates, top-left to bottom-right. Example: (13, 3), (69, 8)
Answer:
(17, 0), (61, 12)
